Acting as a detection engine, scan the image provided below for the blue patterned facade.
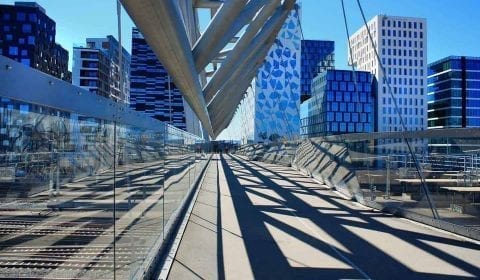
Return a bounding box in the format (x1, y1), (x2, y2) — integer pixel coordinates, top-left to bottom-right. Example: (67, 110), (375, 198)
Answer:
(254, 8), (301, 142)
(300, 40), (335, 102)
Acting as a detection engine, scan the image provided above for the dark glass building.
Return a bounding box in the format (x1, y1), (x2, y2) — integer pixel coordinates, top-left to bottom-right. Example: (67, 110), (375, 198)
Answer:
(130, 28), (186, 130)
(300, 40), (334, 102)
(428, 56), (480, 128)
(0, 2), (71, 82)
(300, 69), (374, 137)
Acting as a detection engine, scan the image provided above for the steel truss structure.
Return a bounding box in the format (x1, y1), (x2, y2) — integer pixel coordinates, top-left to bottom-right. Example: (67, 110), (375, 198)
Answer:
(120, 0), (297, 138)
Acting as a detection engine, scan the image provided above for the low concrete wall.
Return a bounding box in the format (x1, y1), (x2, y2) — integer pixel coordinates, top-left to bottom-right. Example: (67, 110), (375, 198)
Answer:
(260, 143), (297, 167)
(292, 139), (364, 203)
(235, 144), (266, 161)
(234, 139), (480, 241)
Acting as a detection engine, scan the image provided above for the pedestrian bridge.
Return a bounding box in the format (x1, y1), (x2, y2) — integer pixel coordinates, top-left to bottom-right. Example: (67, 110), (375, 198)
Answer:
(1, 54), (480, 279)
(1, 0), (480, 277)
(167, 154), (480, 279)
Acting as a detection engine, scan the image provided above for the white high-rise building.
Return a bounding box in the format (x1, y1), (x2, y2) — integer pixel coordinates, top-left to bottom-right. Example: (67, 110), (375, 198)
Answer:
(349, 15), (427, 133)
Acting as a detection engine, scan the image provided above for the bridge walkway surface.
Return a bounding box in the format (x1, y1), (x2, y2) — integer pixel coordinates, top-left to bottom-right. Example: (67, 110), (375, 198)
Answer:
(167, 154), (480, 279)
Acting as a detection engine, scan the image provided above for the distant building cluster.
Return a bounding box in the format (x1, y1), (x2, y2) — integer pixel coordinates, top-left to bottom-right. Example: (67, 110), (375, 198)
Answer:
(1, 2), (479, 142)
(219, 8), (480, 143)
(0, 1), (202, 137)
(296, 14), (480, 143)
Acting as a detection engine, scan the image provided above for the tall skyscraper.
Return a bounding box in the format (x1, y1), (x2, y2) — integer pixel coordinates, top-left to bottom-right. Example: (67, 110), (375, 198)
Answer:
(300, 40), (334, 102)
(349, 15), (427, 133)
(428, 56), (480, 128)
(253, 7), (301, 142)
(0, 2), (70, 82)
(300, 69), (373, 137)
(72, 36), (131, 103)
(130, 28), (187, 131)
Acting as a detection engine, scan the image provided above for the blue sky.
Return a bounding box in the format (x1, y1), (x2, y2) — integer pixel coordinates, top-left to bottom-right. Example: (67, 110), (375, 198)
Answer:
(2, 0), (479, 70)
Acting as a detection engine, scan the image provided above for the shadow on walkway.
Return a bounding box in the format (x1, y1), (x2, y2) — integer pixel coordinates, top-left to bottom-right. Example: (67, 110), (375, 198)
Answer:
(219, 154), (480, 279)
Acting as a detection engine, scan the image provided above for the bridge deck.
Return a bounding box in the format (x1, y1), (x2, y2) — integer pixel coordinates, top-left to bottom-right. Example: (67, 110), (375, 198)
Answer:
(168, 154), (480, 279)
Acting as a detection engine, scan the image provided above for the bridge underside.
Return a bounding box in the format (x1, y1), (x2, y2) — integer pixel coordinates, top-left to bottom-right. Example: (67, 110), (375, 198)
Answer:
(120, 0), (297, 138)
(168, 154), (480, 279)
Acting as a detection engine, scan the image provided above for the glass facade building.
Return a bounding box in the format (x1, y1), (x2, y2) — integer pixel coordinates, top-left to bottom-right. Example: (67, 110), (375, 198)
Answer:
(130, 28), (187, 131)
(0, 2), (70, 82)
(254, 8), (301, 142)
(428, 56), (480, 128)
(300, 40), (334, 102)
(300, 69), (374, 137)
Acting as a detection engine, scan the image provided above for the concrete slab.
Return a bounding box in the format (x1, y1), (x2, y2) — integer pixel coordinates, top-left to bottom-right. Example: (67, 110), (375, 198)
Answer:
(168, 154), (480, 280)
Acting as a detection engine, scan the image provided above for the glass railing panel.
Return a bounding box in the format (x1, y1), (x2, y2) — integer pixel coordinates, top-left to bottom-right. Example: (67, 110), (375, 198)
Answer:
(249, 129), (480, 238)
(0, 56), (207, 279)
(163, 128), (193, 227)
(346, 136), (438, 219)
(112, 124), (166, 279)
(416, 136), (480, 228)
(0, 98), (115, 279)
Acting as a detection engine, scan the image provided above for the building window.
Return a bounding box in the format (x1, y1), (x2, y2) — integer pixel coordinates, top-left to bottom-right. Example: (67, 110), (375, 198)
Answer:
(20, 58), (30, 66)
(27, 36), (35, 45)
(28, 13), (37, 23)
(22, 24), (32, 33)
(17, 12), (26, 21)
(8, 46), (18, 56)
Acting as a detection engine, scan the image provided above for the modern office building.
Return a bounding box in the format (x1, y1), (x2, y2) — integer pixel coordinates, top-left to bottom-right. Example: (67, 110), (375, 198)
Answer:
(428, 56), (480, 128)
(130, 28), (187, 131)
(300, 69), (373, 137)
(300, 40), (335, 102)
(71, 47), (110, 98)
(72, 36), (130, 103)
(218, 8), (302, 143)
(253, 8), (301, 142)
(349, 15), (427, 133)
(0, 2), (71, 82)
